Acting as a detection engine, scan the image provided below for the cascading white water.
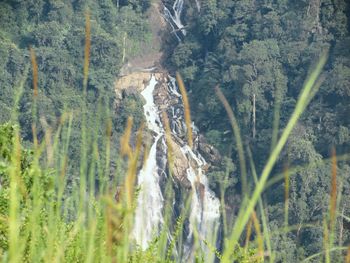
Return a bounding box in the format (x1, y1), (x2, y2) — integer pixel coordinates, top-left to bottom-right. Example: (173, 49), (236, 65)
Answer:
(132, 1), (219, 259)
(194, 0), (201, 12)
(163, 0), (186, 41)
(133, 74), (220, 262)
(167, 80), (220, 262)
(133, 75), (164, 249)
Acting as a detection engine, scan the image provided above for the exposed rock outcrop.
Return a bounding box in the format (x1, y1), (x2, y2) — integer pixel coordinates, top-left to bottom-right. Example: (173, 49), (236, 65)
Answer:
(197, 135), (222, 166)
(114, 72), (163, 101)
(166, 136), (192, 189)
(115, 72), (221, 190)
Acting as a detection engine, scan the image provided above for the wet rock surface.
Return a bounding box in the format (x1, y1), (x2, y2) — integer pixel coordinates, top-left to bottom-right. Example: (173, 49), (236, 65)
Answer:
(115, 72), (222, 189)
(117, 71), (221, 261)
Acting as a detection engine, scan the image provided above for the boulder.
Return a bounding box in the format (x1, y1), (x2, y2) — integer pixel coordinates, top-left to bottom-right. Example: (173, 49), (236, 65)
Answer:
(167, 137), (192, 190)
(198, 135), (222, 166)
(114, 72), (163, 101)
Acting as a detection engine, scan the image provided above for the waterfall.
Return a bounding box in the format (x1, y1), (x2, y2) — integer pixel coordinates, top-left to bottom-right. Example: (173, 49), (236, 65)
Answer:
(130, 1), (219, 259)
(167, 78), (220, 262)
(163, 0), (186, 41)
(133, 74), (220, 262)
(195, 0), (201, 12)
(133, 75), (164, 249)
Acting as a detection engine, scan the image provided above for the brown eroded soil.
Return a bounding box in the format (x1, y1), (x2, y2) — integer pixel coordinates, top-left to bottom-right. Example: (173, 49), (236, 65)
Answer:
(120, 1), (167, 75)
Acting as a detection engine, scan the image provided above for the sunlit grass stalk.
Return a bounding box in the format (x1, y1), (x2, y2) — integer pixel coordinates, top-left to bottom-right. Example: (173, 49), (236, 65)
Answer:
(247, 147), (273, 262)
(221, 52), (328, 262)
(160, 112), (177, 261)
(179, 186), (202, 261)
(244, 217), (252, 252)
(83, 11), (90, 95)
(323, 218), (330, 263)
(301, 246), (348, 262)
(29, 47), (38, 129)
(30, 47), (39, 155)
(79, 10), (91, 216)
(251, 211), (264, 261)
(104, 117), (112, 195)
(86, 220), (97, 263)
(28, 145), (45, 262)
(283, 163), (290, 230)
(176, 72), (193, 148)
(158, 180), (175, 261)
(265, 153), (350, 189)
(46, 116), (71, 261)
(162, 112), (174, 174)
(219, 164), (231, 240)
(268, 223), (321, 237)
(8, 130), (22, 263)
(270, 81), (283, 151)
(56, 113), (73, 213)
(123, 120), (143, 209)
(26, 47), (42, 261)
(87, 101), (104, 227)
(120, 117), (133, 159)
(215, 85), (248, 198)
(7, 67), (28, 262)
(166, 215), (184, 261)
(328, 147), (337, 246)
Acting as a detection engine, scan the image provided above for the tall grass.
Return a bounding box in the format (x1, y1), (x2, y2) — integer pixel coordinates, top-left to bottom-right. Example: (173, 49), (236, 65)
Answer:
(221, 51), (329, 262)
(1, 12), (349, 263)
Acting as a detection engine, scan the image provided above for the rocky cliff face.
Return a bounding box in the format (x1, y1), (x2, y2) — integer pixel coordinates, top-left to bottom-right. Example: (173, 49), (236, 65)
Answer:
(114, 72), (163, 101)
(116, 72), (221, 261)
(115, 72), (221, 188)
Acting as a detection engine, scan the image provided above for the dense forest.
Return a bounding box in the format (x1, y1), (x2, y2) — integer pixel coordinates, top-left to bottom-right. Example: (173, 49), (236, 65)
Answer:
(166, 0), (350, 261)
(0, 0), (349, 262)
(0, 0), (151, 177)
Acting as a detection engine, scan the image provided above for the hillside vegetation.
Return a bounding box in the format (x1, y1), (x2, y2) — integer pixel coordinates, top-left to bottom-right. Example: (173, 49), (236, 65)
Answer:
(167, 1), (350, 260)
(0, 0), (349, 262)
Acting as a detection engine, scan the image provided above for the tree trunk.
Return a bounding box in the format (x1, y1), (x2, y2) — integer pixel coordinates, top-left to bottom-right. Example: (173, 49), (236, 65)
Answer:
(339, 206), (345, 247)
(122, 32), (127, 63)
(252, 93), (256, 139)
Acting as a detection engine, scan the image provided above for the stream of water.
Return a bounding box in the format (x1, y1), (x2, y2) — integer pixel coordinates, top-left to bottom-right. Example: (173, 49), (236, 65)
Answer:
(163, 0), (186, 41)
(133, 75), (164, 249)
(132, 1), (220, 261)
(133, 74), (220, 262)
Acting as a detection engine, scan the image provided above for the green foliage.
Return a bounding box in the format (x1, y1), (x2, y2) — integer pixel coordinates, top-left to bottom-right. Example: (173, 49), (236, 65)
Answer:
(0, 123), (54, 251)
(0, 0), (349, 261)
(116, 94), (145, 133)
(0, 0), (151, 176)
(168, 0), (350, 261)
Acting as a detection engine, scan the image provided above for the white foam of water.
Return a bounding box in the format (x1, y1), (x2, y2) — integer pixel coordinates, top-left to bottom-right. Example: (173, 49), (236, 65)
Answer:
(133, 75), (164, 249)
(163, 0), (186, 41)
(133, 74), (220, 263)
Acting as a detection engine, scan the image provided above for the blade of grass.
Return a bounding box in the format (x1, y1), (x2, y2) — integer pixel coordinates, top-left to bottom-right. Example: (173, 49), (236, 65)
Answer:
(251, 211), (264, 261)
(265, 153), (350, 189)
(329, 147), (337, 246)
(215, 85), (248, 198)
(284, 163), (290, 230)
(244, 217), (253, 253)
(301, 246), (348, 262)
(176, 72), (193, 148)
(247, 147), (273, 262)
(221, 51), (328, 262)
(162, 112), (174, 175)
(323, 218), (330, 263)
